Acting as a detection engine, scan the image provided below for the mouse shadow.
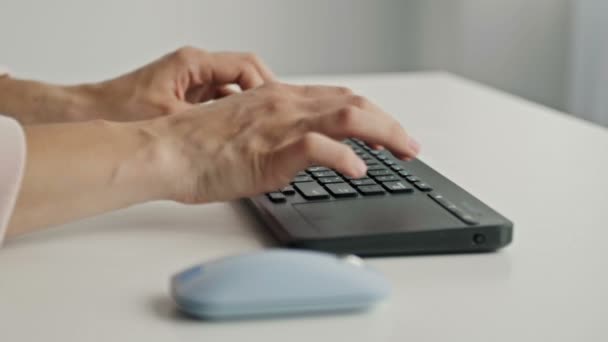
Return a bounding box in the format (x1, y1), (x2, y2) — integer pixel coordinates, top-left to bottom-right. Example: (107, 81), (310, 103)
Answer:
(7, 200), (277, 249)
(147, 294), (369, 324)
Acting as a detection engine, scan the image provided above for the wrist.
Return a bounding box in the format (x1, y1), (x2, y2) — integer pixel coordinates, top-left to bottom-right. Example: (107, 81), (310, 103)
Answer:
(132, 114), (207, 203)
(0, 76), (97, 124)
(61, 83), (104, 121)
(117, 117), (183, 202)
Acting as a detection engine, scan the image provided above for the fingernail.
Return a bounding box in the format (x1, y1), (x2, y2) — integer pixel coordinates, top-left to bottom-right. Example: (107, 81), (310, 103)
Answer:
(408, 137), (421, 155)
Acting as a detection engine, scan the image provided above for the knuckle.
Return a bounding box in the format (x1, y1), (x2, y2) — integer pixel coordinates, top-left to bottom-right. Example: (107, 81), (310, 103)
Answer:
(336, 106), (359, 127)
(390, 120), (406, 138)
(263, 81), (283, 93)
(243, 52), (261, 64)
(173, 46), (205, 63)
(264, 94), (288, 112)
(349, 94), (368, 108)
(336, 86), (354, 96)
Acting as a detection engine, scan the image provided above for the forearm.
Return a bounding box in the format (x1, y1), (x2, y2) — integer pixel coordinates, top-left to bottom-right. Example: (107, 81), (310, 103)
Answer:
(7, 119), (169, 237)
(0, 75), (98, 124)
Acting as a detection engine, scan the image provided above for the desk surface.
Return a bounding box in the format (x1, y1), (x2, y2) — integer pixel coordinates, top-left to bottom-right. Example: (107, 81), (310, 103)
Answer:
(2, 72), (608, 341)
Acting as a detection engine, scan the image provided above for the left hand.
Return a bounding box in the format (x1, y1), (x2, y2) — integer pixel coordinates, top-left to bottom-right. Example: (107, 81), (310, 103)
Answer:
(84, 46), (276, 121)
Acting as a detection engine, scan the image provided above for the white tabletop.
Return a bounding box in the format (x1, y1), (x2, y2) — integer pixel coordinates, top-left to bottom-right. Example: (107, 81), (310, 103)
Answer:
(2, 72), (608, 341)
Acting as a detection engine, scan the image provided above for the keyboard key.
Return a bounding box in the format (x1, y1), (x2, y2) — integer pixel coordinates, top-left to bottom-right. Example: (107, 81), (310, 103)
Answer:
(414, 182), (433, 191)
(325, 183), (358, 198)
(382, 181), (413, 193)
(368, 169), (392, 177)
(293, 175), (314, 183)
(398, 170), (411, 177)
(318, 176), (343, 184)
(457, 213), (479, 225)
(296, 171), (308, 177)
(428, 193), (456, 210)
(267, 192), (286, 203)
(446, 204), (479, 225)
(375, 175), (400, 182)
(405, 175), (420, 183)
(383, 159), (396, 166)
(390, 165), (403, 171)
(356, 185), (386, 196)
(294, 183), (330, 200)
(307, 166), (329, 173)
(361, 155), (375, 161)
(377, 155), (388, 160)
(281, 186), (296, 195)
(428, 193), (478, 225)
(364, 159), (380, 166)
(370, 150), (381, 155)
(350, 178), (377, 186)
(367, 164), (387, 171)
(312, 170), (338, 178)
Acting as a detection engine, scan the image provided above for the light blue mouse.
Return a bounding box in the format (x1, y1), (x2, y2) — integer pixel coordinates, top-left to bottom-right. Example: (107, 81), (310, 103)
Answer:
(170, 249), (390, 320)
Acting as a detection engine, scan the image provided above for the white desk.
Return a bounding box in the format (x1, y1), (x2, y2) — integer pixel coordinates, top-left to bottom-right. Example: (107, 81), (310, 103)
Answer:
(2, 72), (608, 341)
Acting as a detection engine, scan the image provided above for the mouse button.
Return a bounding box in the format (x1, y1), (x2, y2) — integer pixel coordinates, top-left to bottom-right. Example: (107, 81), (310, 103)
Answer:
(173, 264), (204, 283)
(173, 250), (389, 307)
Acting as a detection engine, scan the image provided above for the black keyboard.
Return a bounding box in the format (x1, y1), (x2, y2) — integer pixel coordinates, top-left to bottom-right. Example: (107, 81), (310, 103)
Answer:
(266, 138), (433, 203)
(254, 139), (513, 255)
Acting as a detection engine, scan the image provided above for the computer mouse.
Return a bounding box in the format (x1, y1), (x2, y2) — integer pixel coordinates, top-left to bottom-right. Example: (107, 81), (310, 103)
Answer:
(170, 249), (390, 320)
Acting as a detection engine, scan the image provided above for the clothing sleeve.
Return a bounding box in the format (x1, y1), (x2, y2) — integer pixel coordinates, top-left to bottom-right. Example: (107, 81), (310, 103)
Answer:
(0, 115), (26, 245)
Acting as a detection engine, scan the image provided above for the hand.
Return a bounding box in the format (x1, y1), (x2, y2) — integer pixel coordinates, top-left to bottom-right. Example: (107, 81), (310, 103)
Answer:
(87, 46), (275, 121)
(147, 82), (421, 204)
(0, 47), (274, 125)
(6, 81), (420, 236)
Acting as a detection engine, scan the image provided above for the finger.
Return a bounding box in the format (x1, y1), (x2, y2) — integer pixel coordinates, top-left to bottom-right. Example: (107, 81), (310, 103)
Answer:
(185, 84), (209, 103)
(281, 84), (354, 98)
(249, 55), (276, 82)
(271, 133), (367, 180)
(299, 94), (421, 159)
(208, 52), (269, 90)
(187, 84), (240, 103)
(231, 63), (264, 90)
(214, 84), (241, 99)
(310, 105), (420, 160)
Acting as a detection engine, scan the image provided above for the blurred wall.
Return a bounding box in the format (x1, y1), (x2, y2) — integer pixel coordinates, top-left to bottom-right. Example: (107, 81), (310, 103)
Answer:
(0, 0), (419, 83)
(0, 0), (574, 114)
(413, 0), (571, 112)
(569, 0), (608, 126)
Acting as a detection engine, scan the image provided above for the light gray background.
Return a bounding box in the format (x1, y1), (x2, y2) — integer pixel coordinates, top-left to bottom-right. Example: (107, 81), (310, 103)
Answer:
(0, 0), (602, 123)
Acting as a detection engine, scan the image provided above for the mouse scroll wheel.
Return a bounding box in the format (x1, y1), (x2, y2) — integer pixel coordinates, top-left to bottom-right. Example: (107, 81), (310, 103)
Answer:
(339, 254), (365, 267)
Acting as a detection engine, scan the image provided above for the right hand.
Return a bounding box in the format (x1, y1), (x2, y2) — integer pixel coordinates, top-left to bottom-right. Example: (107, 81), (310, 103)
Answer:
(149, 82), (421, 204)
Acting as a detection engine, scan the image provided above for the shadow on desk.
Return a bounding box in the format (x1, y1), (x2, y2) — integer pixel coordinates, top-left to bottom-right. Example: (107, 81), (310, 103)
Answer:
(147, 294), (372, 324)
(5, 200), (276, 250)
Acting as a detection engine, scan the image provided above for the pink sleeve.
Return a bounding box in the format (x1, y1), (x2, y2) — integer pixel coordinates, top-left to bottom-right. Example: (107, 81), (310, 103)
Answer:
(0, 115), (26, 244)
